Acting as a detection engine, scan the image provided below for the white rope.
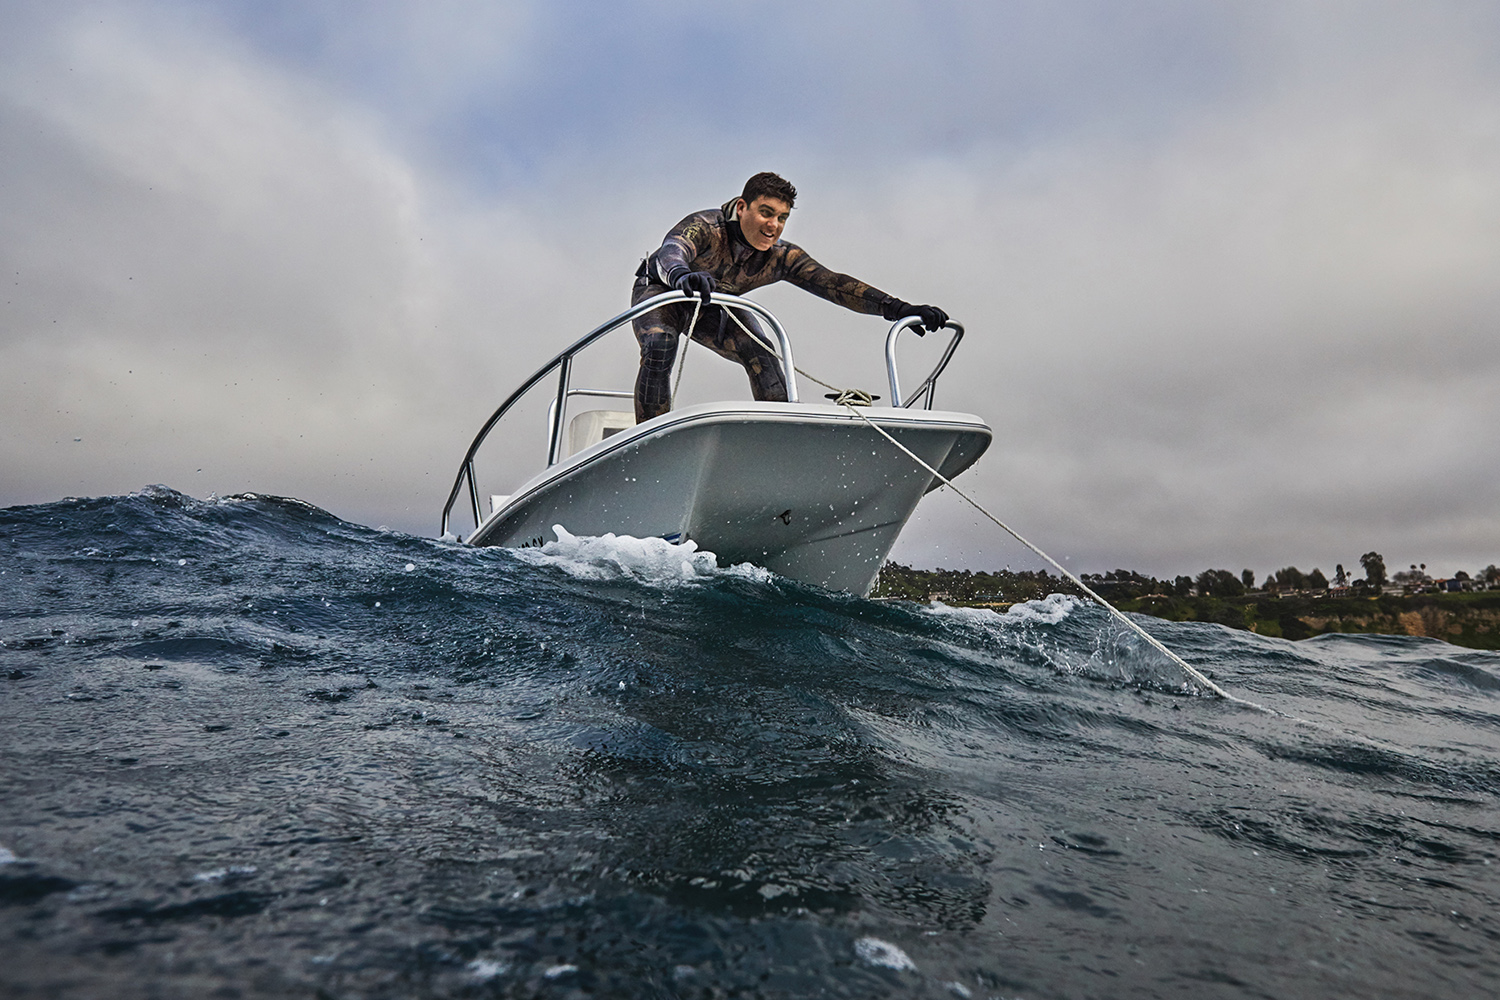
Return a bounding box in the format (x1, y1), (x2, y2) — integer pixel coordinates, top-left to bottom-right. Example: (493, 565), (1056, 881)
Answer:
(707, 301), (1288, 715)
(720, 303), (840, 395)
(838, 404), (1279, 711)
(670, 296), (704, 407)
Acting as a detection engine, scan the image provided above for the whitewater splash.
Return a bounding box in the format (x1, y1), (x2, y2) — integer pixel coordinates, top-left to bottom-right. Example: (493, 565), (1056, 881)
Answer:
(924, 592), (1083, 626)
(509, 524), (777, 587)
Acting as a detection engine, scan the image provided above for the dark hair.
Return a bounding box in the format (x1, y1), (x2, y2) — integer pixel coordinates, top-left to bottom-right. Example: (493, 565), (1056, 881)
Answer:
(740, 171), (797, 208)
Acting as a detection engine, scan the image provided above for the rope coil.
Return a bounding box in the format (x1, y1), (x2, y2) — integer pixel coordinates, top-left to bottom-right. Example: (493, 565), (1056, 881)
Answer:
(831, 388), (876, 407)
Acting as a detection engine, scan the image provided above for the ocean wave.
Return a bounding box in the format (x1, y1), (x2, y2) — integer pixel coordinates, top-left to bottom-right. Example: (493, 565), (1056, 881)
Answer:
(5, 487), (1500, 999)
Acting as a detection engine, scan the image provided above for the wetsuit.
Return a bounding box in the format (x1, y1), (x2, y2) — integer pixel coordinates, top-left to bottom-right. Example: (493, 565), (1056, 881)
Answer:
(631, 198), (897, 422)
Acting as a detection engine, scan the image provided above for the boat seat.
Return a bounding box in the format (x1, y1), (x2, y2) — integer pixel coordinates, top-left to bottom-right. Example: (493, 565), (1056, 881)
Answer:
(567, 409), (636, 457)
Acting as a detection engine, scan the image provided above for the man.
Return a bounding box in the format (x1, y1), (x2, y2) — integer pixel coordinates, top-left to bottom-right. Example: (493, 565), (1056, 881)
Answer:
(631, 171), (949, 422)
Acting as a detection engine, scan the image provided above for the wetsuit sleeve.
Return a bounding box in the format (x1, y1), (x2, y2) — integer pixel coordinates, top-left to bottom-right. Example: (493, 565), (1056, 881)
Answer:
(780, 245), (892, 315)
(648, 212), (719, 287)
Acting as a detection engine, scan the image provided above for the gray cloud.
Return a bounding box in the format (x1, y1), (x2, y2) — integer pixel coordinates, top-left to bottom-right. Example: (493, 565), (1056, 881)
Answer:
(3, 2), (1497, 581)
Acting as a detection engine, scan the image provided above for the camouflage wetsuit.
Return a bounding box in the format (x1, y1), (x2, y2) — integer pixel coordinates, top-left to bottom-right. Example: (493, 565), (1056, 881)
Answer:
(631, 198), (895, 422)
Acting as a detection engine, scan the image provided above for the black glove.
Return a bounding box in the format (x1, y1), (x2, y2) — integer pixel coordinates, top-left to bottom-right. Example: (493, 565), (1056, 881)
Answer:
(673, 270), (716, 305)
(880, 298), (949, 334)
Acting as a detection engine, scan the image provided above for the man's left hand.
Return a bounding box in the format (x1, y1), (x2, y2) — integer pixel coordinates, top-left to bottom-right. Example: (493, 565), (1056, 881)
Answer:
(910, 305), (949, 333)
(880, 298), (949, 334)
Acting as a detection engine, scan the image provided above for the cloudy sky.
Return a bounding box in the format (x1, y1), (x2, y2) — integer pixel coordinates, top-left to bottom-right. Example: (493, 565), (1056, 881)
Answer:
(3, 0), (1498, 580)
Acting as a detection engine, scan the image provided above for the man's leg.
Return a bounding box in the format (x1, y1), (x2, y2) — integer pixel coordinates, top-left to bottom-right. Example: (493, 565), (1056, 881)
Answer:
(695, 308), (789, 403)
(631, 280), (688, 422)
(634, 329), (679, 422)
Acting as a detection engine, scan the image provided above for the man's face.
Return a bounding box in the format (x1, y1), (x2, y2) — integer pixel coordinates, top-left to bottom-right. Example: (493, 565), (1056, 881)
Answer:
(736, 196), (791, 251)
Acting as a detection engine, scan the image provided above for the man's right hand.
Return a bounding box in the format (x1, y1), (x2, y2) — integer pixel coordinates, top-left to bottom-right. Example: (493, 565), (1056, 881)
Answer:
(674, 271), (716, 304)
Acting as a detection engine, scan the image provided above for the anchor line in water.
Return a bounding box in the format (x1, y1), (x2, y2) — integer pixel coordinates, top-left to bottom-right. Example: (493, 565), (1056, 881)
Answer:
(716, 303), (1275, 714)
(841, 405), (1267, 710)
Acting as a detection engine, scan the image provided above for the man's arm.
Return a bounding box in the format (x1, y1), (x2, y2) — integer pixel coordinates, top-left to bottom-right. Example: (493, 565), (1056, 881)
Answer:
(646, 212), (720, 288)
(780, 245), (891, 314)
(782, 246), (949, 331)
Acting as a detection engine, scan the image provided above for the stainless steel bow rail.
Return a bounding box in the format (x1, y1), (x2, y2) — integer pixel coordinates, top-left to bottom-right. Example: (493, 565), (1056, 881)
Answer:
(885, 315), (964, 409)
(439, 290), (965, 538)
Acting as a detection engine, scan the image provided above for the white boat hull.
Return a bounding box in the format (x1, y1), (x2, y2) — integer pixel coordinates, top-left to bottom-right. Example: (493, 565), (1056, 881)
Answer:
(468, 402), (991, 595)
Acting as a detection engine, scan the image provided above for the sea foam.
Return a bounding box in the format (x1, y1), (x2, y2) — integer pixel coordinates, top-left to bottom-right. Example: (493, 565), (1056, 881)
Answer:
(510, 524), (773, 587)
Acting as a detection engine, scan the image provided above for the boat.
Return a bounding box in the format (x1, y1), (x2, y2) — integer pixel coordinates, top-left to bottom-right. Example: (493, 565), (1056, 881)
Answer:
(439, 291), (992, 596)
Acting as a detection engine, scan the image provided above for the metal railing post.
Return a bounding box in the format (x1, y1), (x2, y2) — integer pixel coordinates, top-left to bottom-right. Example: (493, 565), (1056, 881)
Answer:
(885, 319), (964, 410)
(547, 355), (573, 466)
(465, 460), (481, 531)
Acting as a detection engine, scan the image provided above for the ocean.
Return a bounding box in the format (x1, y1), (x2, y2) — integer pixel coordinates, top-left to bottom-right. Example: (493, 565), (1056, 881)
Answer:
(2, 486), (1497, 999)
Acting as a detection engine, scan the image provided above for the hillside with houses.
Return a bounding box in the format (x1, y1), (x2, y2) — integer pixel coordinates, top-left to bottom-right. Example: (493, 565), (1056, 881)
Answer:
(872, 554), (1500, 649)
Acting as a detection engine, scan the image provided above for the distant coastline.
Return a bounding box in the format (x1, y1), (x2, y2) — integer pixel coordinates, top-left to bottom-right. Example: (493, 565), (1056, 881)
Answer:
(873, 562), (1500, 650)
